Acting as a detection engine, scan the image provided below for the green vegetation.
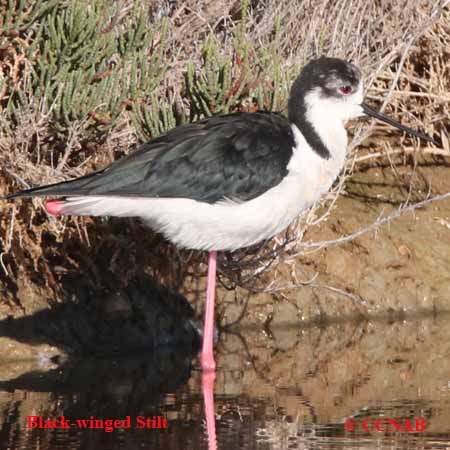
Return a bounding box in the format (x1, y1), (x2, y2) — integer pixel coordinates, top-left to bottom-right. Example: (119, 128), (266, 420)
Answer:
(0, 0), (292, 145)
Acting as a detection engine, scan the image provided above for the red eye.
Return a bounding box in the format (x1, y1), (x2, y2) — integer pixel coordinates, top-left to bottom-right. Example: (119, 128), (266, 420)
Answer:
(340, 85), (353, 95)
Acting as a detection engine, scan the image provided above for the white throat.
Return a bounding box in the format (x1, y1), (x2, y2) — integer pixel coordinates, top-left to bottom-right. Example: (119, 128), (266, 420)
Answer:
(304, 94), (347, 165)
(303, 83), (363, 162)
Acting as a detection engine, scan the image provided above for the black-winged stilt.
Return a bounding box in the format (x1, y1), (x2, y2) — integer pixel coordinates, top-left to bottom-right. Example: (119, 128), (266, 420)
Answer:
(5, 57), (435, 371)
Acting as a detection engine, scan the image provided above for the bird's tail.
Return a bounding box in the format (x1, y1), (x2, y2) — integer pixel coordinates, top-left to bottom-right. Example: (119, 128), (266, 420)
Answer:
(4, 169), (105, 201)
(7, 192), (152, 218)
(42, 196), (154, 218)
(3, 170), (110, 216)
(4, 169), (154, 218)
(43, 198), (104, 217)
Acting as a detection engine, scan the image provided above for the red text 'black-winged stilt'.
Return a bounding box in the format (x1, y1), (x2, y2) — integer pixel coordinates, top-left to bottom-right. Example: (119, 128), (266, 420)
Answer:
(5, 57), (436, 371)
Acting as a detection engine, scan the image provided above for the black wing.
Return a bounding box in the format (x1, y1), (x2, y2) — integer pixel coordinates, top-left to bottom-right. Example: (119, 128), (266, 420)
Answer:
(7, 112), (295, 204)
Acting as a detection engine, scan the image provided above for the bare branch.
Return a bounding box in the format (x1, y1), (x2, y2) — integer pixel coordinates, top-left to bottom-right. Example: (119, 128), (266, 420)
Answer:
(301, 190), (450, 252)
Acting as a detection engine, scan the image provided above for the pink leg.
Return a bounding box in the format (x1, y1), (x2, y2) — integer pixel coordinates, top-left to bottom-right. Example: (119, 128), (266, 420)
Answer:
(201, 250), (217, 371)
(202, 370), (217, 450)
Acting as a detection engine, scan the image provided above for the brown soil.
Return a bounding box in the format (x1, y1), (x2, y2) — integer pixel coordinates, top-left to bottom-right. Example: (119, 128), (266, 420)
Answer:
(2, 157), (450, 366)
(219, 158), (450, 330)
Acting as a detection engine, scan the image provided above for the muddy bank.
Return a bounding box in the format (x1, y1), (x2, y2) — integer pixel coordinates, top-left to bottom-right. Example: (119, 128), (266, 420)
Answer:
(1, 161), (450, 362)
(220, 161), (450, 328)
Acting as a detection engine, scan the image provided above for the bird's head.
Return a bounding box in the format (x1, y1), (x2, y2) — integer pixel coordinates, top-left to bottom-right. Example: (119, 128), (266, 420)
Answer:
(289, 57), (436, 145)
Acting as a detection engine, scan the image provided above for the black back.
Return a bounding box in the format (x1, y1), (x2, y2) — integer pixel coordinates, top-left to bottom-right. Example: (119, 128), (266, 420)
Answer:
(10, 112), (295, 204)
(7, 57), (366, 203)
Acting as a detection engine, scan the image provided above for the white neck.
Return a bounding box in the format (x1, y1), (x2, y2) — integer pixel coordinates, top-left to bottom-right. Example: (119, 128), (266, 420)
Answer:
(288, 123), (347, 201)
(304, 89), (349, 165)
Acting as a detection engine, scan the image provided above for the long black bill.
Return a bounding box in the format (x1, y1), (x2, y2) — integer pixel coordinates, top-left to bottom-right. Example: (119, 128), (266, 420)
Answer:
(361, 103), (438, 145)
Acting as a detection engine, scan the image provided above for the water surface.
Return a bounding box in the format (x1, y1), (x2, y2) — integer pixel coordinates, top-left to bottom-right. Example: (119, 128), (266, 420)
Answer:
(1, 314), (450, 449)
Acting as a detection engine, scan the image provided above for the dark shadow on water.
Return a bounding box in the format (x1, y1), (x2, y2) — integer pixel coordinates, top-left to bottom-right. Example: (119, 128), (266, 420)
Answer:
(0, 351), (194, 396)
(0, 273), (205, 448)
(0, 355), (203, 450)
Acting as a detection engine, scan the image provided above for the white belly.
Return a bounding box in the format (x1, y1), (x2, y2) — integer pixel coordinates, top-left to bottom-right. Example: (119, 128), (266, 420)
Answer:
(144, 185), (301, 250)
(143, 172), (331, 251)
(59, 124), (347, 251)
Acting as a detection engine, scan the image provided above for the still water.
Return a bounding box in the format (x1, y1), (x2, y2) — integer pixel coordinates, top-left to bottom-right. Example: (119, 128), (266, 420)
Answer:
(1, 314), (450, 449)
